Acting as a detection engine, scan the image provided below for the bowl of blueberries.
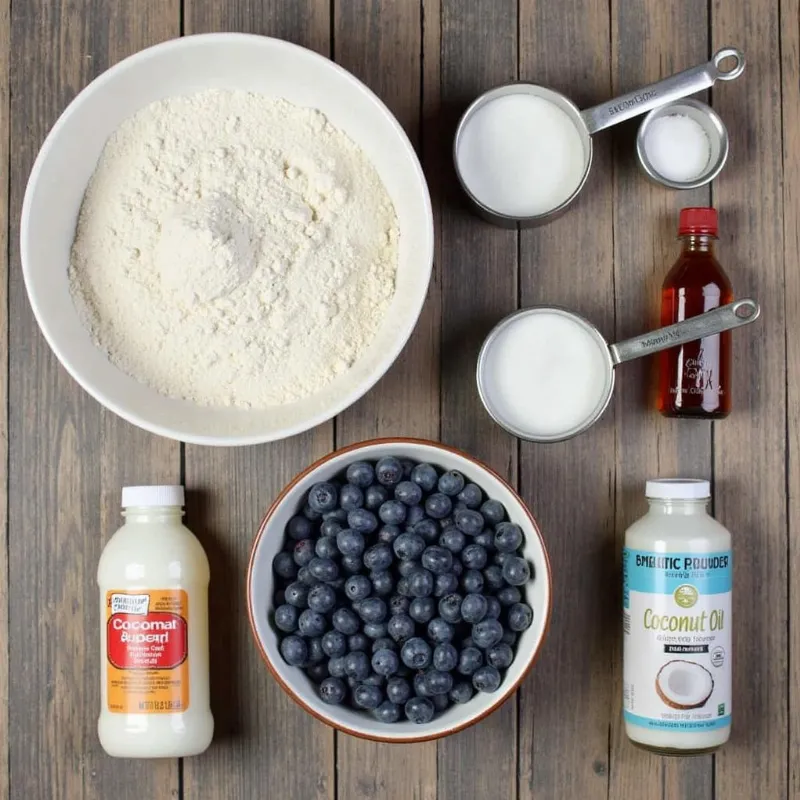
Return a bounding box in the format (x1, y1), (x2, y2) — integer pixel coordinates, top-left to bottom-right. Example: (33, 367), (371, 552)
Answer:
(247, 438), (551, 742)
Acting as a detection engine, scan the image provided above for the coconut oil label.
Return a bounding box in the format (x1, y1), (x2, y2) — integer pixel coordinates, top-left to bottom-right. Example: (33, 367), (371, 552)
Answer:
(623, 549), (731, 731)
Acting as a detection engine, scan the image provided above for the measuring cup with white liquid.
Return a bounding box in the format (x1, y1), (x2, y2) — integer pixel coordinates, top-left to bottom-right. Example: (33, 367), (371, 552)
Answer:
(454, 48), (744, 226)
(477, 299), (760, 442)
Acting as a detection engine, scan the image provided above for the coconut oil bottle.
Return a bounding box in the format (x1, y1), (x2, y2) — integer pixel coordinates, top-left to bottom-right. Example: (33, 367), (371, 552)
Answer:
(623, 479), (732, 755)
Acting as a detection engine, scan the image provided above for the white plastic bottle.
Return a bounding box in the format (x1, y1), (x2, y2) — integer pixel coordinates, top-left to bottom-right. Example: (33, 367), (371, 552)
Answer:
(98, 485), (213, 758)
(623, 479), (732, 755)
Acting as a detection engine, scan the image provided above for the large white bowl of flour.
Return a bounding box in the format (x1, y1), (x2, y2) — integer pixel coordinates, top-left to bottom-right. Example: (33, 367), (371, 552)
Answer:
(21, 33), (433, 445)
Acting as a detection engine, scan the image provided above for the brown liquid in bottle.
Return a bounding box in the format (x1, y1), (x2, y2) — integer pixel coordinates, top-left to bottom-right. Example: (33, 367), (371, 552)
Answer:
(657, 208), (733, 419)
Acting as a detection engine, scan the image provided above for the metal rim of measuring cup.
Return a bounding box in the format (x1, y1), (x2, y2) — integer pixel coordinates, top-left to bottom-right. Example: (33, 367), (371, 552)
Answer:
(476, 306), (616, 444)
(636, 98), (730, 190)
(453, 84), (594, 228)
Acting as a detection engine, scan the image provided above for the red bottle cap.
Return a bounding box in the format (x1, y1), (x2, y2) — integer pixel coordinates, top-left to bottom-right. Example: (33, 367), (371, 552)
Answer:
(678, 207), (718, 236)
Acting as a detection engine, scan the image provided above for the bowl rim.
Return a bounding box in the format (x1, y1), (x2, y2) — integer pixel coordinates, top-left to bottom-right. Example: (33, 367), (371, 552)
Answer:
(20, 32), (434, 446)
(246, 436), (553, 743)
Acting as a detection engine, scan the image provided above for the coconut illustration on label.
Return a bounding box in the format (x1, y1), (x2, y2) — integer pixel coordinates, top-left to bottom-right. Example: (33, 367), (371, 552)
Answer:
(655, 660), (714, 710)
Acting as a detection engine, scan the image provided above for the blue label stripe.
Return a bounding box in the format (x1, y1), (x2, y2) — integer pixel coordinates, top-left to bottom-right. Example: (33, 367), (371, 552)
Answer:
(623, 548), (732, 595)
(625, 710), (731, 731)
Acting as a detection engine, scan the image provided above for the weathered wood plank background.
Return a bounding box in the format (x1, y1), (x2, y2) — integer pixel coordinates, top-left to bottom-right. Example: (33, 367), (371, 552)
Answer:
(2, 1), (794, 798)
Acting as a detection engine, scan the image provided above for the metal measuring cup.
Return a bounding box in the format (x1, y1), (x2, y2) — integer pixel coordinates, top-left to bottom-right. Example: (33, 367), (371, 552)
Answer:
(454, 47), (745, 227)
(476, 298), (760, 442)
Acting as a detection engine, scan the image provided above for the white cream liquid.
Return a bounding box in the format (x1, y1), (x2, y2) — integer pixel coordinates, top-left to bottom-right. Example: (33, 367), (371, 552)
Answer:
(481, 310), (611, 439)
(457, 93), (587, 217)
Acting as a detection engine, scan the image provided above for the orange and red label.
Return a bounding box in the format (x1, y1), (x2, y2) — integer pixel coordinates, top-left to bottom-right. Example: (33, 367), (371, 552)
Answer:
(106, 589), (189, 714)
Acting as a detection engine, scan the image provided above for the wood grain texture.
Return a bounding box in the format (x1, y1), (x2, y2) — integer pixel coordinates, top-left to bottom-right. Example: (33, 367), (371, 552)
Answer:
(608, 3), (714, 800)
(437, 2), (518, 799)
(8, 2), (180, 798)
(180, 3), (335, 800)
(516, 2), (614, 798)
(712, 1), (788, 798)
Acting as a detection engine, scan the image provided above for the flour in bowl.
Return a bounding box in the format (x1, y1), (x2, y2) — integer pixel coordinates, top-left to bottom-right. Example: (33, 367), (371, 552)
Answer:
(69, 90), (399, 408)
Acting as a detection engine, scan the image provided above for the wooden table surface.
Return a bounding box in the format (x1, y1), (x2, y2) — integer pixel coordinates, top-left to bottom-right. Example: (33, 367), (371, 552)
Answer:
(2, 0), (797, 798)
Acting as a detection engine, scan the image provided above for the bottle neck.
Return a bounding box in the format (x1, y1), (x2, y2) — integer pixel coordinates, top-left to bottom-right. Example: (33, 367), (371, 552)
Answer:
(680, 233), (716, 254)
(122, 506), (184, 524)
(647, 498), (709, 516)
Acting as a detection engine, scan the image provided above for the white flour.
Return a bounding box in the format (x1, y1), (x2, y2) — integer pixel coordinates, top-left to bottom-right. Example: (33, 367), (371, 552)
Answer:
(69, 90), (399, 408)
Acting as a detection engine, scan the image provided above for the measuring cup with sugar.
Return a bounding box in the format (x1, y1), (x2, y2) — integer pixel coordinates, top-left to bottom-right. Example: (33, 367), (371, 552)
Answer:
(454, 47), (745, 227)
(476, 299), (760, 443)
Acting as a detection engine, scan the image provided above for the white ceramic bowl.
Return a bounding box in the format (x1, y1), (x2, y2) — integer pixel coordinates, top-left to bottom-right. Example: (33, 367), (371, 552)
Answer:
(247, 439), (552, 742)
(21, 34), (433, 445)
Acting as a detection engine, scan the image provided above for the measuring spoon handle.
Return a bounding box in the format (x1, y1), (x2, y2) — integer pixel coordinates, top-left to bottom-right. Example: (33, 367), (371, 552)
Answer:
(581, 47), (745, 135)
(609, 298), (760, 366)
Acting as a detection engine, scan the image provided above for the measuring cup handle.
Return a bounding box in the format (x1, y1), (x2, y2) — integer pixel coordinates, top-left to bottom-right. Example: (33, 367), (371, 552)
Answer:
(580, 47), (745, 135)
(609, 298), (760, 365)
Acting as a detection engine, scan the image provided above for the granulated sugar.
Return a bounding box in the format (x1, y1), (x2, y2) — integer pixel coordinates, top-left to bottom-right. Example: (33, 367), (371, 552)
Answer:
(69, 90), (398, 408)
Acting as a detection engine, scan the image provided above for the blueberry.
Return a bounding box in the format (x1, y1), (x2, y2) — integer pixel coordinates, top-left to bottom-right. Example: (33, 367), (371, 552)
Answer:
(386, 676), (412, 705)
(340, 484), (365, 511)
(408, 568), (435, 597)
(389, 595), (411, 616)
(438, 593), (463, 624)
(363, 543), (393, 572)
(378, 524), (402, 544)
(364, 484), (389, 511)
(328, 656), (347, 678)
(280, 635), (308, 666)
(454, 509), (484, 537)
(437, 470), (465, 497)
(315, 537), (339, 560)
(480, 499), (506, 526)
(394, 480), (423, 506)
(474, 530), (495, 551)
(425, 493), (452, 520)
(424, 669), (453, 696)
(493, 551), (511, 567)
(498, 586), (522, 606)
(458, 646), (484, 676)
(411, 463), (439, 492)
(337, 529), (366, 557)
(302, 504), (322, 521)
(434, 572), (459, 597)
(409, 596), (436, 624)
(285, 582), (309, 608)
(372, 637), (397, 654)
(321, 630), (347, 658)
(413, 671), (432, 697)
(346, 461), (375, 488)
(274, 604), (299, 632)
(461, 569), (484, 594)
(354, 683), (383, 710)
(393, 532), (426, 560)
(298, 609), (327, 637)
(364, 621), (388, 639)
(307, 663), (329, 683)
(432, 692), (450, 712)
(378, 500), (407, 526)
(287, 515), (313, 540)
(324, 507), (349, 523)
(296, 566), (319, 587)
(472, 619), (503, 649)
(461, 593), (488, 624)
(398, 559), (421, 577)
(502, 556), (531, 586)
(450, 681), (474, 704)
(396, 577), (412, 597)
(307, 584), (337, 614)
(472, 665), (502, 693)
(485, 596), (501, 620)
(373, 700), (401, 723)
(461, 637), (475, 650)
(348, 508), (379, 534)
(413, 518), (440, 543)
(483, 564), (505, 591)
(509, 602), (534, 631)
(308, 557), (339, 582)
(308, 481), (338, 513)
(273, 552), (298, 580)
(400, 458), (416, 478)
(370, 570), (394, 596)
(405, 696), (434, 724)
(307, 637), (326, 664)
(293, 538), (316, 567)
(433, 643), (458, 672)
(387, 613), (416, 642)
(358, 597), (388, 624)
(345, 574), (372, 601)
(346, 676), (359, 690)
(372, 648), (400, 677)
(461, 543), (488, 569)
(440, 528), (466, 553)
(332, 608), (360, 635)
(401, 637), (432, 669)
(421, 545), (453, 575)
(345, 651), (371, 681)
(406, 504), (426, 526)
(457, 483), (483, 509)
(320, 517), (344, 538)
(342, 554), (364, 574)
(319, 676), (347, 705)
(376, 456), (403, 487)
(486, 642), (514, 669)
(495, 522), (524, 553)
(427, 617), (454, 644)
(451, 560), (463, 577)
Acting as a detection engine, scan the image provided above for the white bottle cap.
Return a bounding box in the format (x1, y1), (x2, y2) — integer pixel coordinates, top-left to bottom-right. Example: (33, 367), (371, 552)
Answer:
(645, 479), (711, 500)
(121, 485), (185, 508)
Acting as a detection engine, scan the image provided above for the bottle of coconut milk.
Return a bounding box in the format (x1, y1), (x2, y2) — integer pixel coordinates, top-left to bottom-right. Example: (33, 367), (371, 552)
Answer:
(623, 479), (731, 754)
